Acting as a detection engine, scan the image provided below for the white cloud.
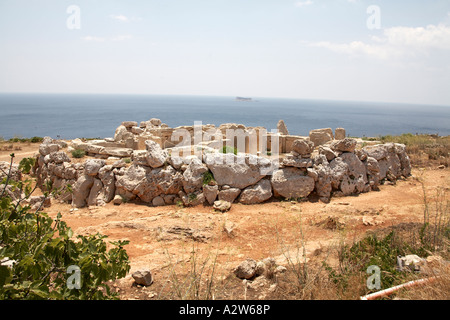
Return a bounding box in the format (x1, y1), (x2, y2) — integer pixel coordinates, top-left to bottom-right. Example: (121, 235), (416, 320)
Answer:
(384, 24), (450, 50)
(81, 36), (106, 42)
(308, 24), (450, 59)
(111, 35), (133, 41)
(110, 14), (142, 22)
(110, 14), (129, 22)
(82, 35), (133, 42)
(309, 41), (399, 59)
(295, 1), (313, 8)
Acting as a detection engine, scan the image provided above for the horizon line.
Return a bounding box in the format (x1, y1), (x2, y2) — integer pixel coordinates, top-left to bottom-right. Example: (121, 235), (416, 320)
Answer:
(0, 91), (449, 108)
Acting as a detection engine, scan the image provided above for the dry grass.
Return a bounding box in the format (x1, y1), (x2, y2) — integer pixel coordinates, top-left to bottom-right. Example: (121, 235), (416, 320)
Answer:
(380, 134), (450, 167)
(145, 180), (448, 300)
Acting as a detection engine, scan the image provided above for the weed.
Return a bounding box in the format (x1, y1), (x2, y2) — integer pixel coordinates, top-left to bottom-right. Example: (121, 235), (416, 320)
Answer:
(71, 149), (86, 159)
(188, 193), (197, 201)
(221, 146), (238, 155)
(202, 171), (215, 185)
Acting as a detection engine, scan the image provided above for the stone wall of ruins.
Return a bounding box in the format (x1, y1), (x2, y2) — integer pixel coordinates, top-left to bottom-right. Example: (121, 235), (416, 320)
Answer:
(32, 120), (412, 209)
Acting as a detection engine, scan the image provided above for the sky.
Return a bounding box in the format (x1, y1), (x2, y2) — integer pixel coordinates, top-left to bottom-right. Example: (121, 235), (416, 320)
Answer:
(1, 0), (450, 106)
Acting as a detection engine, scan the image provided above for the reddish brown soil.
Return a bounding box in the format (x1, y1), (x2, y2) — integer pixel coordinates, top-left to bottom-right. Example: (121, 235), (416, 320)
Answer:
(41, 167), (449, 299)
(3, 142), (448, 299)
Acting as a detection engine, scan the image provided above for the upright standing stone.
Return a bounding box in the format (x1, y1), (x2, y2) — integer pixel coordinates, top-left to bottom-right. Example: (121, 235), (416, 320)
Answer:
(277, 120), (289, 135)
(335, 128), (346, 140)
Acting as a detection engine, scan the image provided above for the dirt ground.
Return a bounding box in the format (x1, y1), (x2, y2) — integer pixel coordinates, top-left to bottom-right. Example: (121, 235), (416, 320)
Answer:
(46, 169), (449, 300)
(0, 142), (41, 163)
(2, 142), (449, 300)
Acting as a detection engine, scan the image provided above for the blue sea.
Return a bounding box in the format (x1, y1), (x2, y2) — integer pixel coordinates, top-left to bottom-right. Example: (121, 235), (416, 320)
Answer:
(0, 93), (449, 140)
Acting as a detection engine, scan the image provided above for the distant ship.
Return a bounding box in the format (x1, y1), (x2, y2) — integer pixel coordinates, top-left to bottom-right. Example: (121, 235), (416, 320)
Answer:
(235, 97), (253, 102)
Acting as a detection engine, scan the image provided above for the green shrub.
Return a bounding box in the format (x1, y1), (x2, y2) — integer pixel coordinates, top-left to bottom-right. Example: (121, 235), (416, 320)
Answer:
(202, 171), (215, 185)
(175, 200), (184, 208)
(188, 193), (197, 201)
(221, 146), (238, 155)
(8, 135), (23, 143)
(18, 157), (36, 174)
(0, 157), (130, 300)
(30, 137), (44, 143)
(71, 149), (86, 159)
(123, 158), (131, 164)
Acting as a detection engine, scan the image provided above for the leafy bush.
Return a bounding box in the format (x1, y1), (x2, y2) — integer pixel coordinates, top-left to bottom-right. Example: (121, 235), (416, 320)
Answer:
(18, 157), (36, 174)
(0, 157), (130, 300)
(30, 137), (44, 143)
(188, 193), (197, 201)
(202, 171), (215, 185)
(221, 146), (238, 155)
(9, 136), (24, 143)
(71, 149), (86, 159)
(123, 158), (131, 164)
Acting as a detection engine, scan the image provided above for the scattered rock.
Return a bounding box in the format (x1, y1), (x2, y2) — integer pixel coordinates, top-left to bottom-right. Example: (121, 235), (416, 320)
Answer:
(317, 216), (345, 230)
(362, 216), (385, 226)
(132, 270), (153, 286)
(213, 200), (232, 212)
(223, 221), (236, 237)
(234, 259), (257, 279)
(113, 195), (123, 205)
(396, 255), (426, 272)
(274, 266), (287, 274)
(160, 226), (212, 242)
(255, 261), (266, 277)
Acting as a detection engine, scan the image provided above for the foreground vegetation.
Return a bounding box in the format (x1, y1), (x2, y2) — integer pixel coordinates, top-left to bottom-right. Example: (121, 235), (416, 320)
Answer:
(1, 133), (448, 300)
(379, 133), (449, 167)
(0, 155), (130, 299)
(156, 184), (448, 300)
